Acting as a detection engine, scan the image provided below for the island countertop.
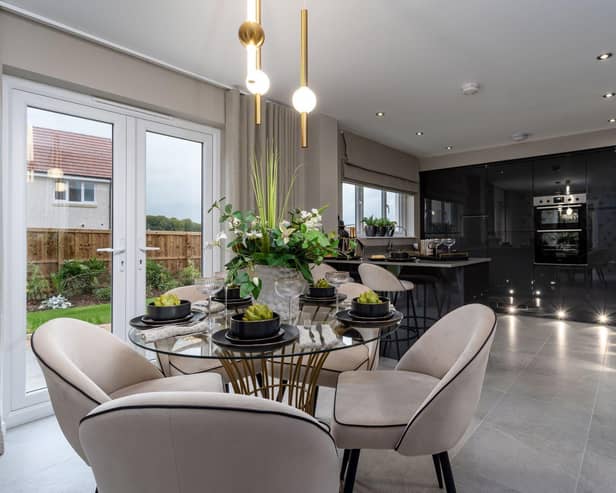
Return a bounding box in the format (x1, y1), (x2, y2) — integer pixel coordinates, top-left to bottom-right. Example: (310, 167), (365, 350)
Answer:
(324, 257), (492, 269)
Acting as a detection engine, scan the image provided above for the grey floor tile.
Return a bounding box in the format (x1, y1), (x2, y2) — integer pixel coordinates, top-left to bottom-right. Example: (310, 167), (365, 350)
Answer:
(576, 449), (616, 493)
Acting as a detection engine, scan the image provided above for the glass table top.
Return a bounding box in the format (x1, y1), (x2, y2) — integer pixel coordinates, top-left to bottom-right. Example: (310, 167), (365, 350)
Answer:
(128, 316), (401, 361)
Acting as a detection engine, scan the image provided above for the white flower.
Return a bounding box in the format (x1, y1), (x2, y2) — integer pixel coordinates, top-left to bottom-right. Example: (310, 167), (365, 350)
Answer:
(246, 230), (263, 240)
(215, 231), (228, 241)
(280, 220), (291, 228)
(252, 277), (260, 286)
(279, 221), (296, 244)
(311, 208), (319, 215)
(300, 210), (311, 219)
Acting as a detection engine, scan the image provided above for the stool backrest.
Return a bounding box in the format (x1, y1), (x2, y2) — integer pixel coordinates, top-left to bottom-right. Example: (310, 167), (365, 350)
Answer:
(358, 263), (405, 292)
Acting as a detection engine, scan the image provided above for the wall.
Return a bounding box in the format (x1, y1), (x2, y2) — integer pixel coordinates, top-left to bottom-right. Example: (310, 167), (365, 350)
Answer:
(420, 128), (616, 171)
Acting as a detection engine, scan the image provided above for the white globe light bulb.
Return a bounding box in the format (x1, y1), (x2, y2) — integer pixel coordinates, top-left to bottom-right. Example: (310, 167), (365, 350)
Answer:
(246, 70), (270, 95)
(292, 86), (317, 113)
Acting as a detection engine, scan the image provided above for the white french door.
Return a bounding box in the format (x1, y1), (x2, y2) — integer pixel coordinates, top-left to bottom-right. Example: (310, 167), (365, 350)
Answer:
(1, 77), (220, 426)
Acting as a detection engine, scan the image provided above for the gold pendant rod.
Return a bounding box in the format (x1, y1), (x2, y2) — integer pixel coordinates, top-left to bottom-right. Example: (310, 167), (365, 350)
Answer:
(300, 8), (308, 87)
(255, 0), (263, 126)
(300, 112), (308, 148)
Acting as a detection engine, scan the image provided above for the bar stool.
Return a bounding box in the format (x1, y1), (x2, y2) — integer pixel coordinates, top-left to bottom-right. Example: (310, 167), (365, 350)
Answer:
(358, 263), (419, 359)
(399, 273), (442, 332)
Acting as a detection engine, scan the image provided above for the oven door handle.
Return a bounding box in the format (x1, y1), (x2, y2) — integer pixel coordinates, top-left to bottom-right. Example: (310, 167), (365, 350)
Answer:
(536, 229), (583, 233)
(535, 204), (583, 210)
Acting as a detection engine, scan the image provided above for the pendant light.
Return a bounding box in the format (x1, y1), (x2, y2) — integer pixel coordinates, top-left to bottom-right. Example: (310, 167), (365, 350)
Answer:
(292, 8), (317, 148)
(239, 0), (269, 125)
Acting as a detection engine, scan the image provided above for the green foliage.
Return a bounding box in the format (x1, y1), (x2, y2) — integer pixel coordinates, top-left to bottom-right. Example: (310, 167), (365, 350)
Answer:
(51, 258), (107, 296)
(93, 286), (112, 302)
(146, 215), (201, 232)
(177, 260), (201, 286)
(146, 259), (178, 295)
(27, 263), (50, 301)
(362, 216), (378, 226)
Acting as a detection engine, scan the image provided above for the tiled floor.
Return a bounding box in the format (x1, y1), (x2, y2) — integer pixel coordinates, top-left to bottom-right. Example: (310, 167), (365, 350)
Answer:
(1, 315), (615, 492)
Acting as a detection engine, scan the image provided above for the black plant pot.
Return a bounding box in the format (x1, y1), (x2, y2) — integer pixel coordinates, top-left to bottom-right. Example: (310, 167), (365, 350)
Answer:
(376, 226), (387, 236)
(230, 313), (281, 339)
(364, 225), (377, 237)
(146, 300), (192, 321)
(309, 286), (336, 298)
(351, 296), (390, 317)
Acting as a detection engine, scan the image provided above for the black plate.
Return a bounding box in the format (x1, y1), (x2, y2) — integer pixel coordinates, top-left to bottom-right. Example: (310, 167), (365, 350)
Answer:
(130, 310), (207, 330)
(336, 309), (403, 327)
(213, 296), (252, 305)
(300, 293), (347, 304)
(212, 325), (299, 351)
(348, 310), (396, 322)
(224, 328), (285, 344)
(141, 312), (194, 325)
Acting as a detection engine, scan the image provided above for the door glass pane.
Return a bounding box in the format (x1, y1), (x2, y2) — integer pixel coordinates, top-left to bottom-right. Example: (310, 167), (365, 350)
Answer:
(386, 191), (400, 223)
(26, 108), (113, 393)
(363, 186), (382, 219)
(145, 132), (203, 301)
(342, 182), (356, 226)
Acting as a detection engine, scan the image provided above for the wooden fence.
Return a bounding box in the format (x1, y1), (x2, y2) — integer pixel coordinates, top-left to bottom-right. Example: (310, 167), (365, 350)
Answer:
(27, 228), (202, 277)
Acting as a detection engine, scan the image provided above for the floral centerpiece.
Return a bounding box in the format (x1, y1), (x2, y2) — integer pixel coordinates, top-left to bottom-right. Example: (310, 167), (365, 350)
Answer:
(209, 147), (338, 302)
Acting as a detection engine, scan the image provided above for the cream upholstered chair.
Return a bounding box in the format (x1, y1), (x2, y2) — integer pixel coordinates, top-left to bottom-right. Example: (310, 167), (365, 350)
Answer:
(156, 285), (226, 379)
(32, 318), (223, 464)
(332, 304), (497, 493)
(79, 392), (339, 493)
(310, 262), (336, 282)
(358, 262), (419, 358)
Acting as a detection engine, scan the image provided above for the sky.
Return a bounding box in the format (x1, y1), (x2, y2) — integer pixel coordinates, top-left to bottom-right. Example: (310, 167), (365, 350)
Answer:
(28, 108), (203, 223)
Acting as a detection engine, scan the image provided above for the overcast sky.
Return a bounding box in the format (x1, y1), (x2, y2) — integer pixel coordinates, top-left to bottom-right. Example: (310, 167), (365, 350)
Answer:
(28, 108), (202, 223)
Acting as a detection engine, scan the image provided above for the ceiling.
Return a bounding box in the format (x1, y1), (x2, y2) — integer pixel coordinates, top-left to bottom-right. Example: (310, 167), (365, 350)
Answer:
(3, 0), (616, 157)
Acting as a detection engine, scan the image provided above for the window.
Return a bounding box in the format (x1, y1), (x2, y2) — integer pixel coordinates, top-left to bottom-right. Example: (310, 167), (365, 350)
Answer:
(342, 181), (415, 235)
(55, 179), (96, 203)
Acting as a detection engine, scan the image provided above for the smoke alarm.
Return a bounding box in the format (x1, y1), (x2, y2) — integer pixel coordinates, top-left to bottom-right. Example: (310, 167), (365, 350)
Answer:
(461, 82), (480, 95)
(511, 132), (531, 142)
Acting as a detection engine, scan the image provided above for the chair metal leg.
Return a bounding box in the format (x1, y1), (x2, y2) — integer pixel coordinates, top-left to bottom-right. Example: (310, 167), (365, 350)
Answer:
(432, 454), (443, 489)
(343, 449), (361, 493)
(340, 449), (350, 481)
(423, 283), (428, 329)
(432, 281), (443, 318)
(437, 451), (456, 493)
(410, 291), (419, 334)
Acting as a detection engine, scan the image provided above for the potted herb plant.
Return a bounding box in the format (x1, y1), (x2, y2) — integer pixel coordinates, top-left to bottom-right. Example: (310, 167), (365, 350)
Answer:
(363, 216), (378, 237)
(376, 218), (388, 236)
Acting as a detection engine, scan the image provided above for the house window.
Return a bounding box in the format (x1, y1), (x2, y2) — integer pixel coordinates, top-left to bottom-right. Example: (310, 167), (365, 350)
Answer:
(55, 179), (96, 203)
(342, 181), (415, 236)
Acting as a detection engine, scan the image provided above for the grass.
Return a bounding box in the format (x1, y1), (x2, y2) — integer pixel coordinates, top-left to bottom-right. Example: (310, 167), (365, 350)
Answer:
(27, 303), (111, 334)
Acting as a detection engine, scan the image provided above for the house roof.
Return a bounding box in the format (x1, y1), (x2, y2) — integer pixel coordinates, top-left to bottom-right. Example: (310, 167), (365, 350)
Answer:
(30, 126), (112, 180)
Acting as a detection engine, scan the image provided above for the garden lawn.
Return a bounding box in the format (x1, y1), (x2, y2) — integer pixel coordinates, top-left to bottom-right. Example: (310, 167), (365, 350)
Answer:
(27, 303), (111, 334)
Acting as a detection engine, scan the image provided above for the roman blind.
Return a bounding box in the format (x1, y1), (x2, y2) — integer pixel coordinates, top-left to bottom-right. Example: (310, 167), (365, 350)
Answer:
(341, 131), (419, 193)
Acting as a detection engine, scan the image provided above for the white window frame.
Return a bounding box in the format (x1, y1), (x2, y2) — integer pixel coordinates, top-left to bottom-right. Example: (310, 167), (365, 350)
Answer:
(53, 177), (99, 204)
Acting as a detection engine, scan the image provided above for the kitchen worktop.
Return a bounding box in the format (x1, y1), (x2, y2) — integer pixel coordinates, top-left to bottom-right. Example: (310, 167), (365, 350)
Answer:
(324, 257), (492, 269)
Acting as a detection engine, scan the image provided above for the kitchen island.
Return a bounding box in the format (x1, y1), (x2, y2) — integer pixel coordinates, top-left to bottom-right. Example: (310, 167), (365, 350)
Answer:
(324, 257), (492, 313)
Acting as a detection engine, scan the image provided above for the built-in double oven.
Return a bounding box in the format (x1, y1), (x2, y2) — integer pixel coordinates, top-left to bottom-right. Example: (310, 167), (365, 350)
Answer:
(534, 194), (587, 265)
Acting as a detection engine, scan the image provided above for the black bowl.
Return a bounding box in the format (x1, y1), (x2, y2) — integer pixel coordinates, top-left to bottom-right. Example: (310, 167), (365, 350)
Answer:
(230, 313), (281, 340)
(216, 286), (241, 299)
(351, 296), (390, 318)
(308, 286), (336, 298)
(146, 300), (192, 321)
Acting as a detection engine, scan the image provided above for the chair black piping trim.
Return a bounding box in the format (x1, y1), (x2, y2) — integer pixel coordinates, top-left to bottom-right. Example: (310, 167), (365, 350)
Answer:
(394, 312), (497, 450)
(79, 403), (337, 447)
(30, 332), (103, 406)
(168, 361), (224, 375)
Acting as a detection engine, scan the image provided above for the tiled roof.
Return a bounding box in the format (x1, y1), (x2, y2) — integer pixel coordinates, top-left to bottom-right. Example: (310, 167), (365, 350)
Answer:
(30, 126), (112, 179)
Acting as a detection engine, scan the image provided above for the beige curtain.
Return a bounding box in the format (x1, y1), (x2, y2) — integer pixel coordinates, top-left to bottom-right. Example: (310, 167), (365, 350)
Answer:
(234, 92), (305, 212)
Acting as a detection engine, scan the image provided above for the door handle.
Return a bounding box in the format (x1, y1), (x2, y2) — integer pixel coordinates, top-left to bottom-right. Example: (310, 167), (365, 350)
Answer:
(96, 247), (126, 255)
(139, 246), (161, 252)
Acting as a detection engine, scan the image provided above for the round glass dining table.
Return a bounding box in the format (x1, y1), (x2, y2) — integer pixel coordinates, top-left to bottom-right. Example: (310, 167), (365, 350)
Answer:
(128, 312), (401, 415)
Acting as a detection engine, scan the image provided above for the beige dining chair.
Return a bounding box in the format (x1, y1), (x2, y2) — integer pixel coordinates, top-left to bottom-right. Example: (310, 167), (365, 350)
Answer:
(32, 318), (223, 464)
(331, 304), (497, 493)
(310, 262), (336, 282)
(157, 285), (227, 379)
(79, 391), (340, 493)
(358, 262), (419, 358)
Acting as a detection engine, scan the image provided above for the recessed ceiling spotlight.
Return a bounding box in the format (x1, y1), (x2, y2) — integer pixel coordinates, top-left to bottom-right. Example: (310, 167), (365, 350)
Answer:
(446, 145), (453, 150)
(603, 92), (616, 99)
(376, 111), (385, 118)
(597, 52), (613, 61)
(415, 131), (424, 136)
(512, 132), (531, 142)
(461, 82), (481, 95)
(609, 118), (616, 123)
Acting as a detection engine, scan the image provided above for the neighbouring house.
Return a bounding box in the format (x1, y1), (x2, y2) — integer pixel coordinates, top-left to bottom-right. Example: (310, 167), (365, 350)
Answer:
(27, 127), (112, 230)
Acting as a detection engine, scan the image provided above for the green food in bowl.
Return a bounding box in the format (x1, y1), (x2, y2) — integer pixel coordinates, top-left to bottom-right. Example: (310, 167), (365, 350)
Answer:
(243, 303), (274, 321)
(152, 293), (181, 307)
(315, 278), (331, 288)
(357, 290), (383, 304)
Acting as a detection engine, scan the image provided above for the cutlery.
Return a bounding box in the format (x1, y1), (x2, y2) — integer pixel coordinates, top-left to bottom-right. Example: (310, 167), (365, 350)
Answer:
(308, 326), (316, 343)
(316, 323), (325, 344)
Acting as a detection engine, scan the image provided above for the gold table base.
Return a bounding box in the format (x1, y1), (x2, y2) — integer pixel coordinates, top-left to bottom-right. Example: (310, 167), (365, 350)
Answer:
(218, 344), (330, 416)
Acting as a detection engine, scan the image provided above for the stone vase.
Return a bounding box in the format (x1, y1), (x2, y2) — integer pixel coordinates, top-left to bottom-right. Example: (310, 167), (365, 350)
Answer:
(253, 265), (307, 323)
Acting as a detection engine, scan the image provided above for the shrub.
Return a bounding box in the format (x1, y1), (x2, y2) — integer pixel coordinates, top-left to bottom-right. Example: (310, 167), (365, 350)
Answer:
(52, 258), (107, 296)
(27, 263), (50, 301)
(146, 259), (178, 295)
(177, 261), (201, 286)
(94, 286), (112, 302)
(38, 294), (72, 310)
